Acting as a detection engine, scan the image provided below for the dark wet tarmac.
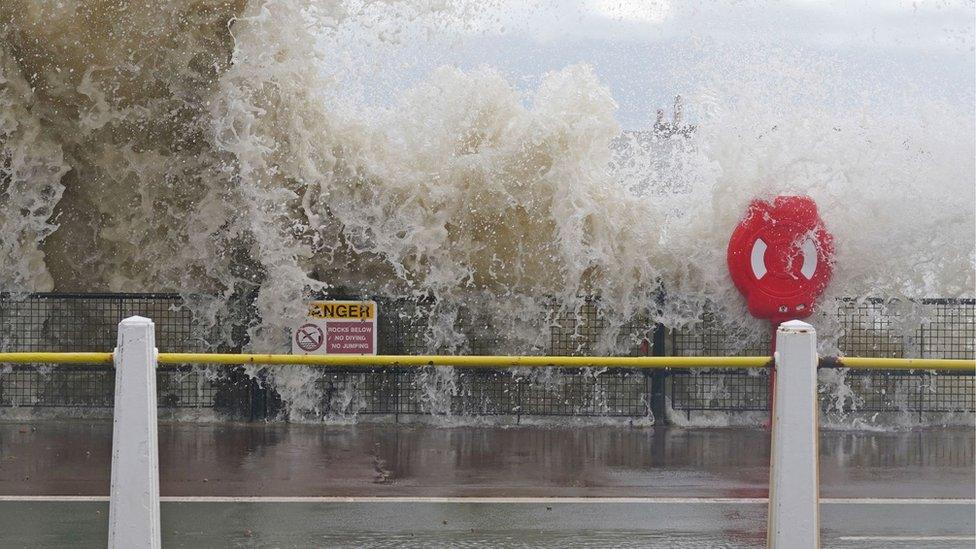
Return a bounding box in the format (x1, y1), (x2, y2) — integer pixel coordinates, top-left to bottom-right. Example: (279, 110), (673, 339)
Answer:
(0, 422), (972, 547)
(0, 421), (972, 498)
(2, 499), (974, 548)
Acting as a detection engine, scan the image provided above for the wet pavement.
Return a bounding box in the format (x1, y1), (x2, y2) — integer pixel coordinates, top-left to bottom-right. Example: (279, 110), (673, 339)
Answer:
(2, 499), (974, 548)
(0, 421), (972, 498)
(0, 421), (972, 547)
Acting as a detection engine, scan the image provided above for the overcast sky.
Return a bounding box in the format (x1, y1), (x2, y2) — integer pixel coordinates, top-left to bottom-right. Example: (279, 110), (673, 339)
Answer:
(326, 0), (975, 129)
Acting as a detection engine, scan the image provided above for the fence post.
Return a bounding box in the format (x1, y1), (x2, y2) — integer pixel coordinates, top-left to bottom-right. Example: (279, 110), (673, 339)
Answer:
(767, 319), (820, 549)
(108, 316), (161, 549)
(650, 322), (668, 425)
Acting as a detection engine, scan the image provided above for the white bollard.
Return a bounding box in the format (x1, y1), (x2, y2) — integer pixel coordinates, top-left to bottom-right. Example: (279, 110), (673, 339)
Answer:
(108, 316), (161, 549)
(768, 320), (820, 549)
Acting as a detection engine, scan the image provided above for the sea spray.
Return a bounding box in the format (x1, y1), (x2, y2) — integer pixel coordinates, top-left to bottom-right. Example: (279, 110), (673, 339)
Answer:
(0, 36), (69, 292)
(1, 0), (972, 422)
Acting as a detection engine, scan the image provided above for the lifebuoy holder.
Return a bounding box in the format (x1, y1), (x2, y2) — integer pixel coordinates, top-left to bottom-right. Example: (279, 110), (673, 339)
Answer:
(727, 196), (834, 323)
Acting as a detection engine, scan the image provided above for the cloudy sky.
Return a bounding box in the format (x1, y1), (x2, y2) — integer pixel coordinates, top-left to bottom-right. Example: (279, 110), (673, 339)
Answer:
(326, 0), (975, 128)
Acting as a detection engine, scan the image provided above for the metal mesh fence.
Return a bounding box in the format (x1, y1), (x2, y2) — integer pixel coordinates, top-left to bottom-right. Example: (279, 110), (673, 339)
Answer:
(668, 370), (771, 414)
(828, 370), (975, 415)
(0, 293), (208, 352)
(666, 368), (976, 418)
(666, 299), (975, 417)
(377, 296), (654, 357)
(670, 314), (772, 357)
(0, 293), (256, 418)
(0, 366), (115, 408)
(312, 368), (651, 418)
(0, 366), (251, 412)
(836, 299), (976, 359)
(668, 299), (976, 359)
(0, 293), (972, 421)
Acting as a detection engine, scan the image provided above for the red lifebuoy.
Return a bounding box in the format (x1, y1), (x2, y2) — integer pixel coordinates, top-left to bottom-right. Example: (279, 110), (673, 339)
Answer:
(727, 196), (834, 323)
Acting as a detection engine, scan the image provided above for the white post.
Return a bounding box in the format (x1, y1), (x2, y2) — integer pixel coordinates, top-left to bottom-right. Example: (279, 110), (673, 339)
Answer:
(108, 316), (161, 549)
(768, 320), (820, 549)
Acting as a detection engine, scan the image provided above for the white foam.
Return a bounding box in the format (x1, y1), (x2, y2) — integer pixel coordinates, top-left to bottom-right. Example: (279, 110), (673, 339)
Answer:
(1, 0), (972, 423)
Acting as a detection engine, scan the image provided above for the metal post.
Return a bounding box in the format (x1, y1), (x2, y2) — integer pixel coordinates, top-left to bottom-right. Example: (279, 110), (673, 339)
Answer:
(650, 322), (668, 425)
(108, 316), (161, 549)
(768, 320), (820, 549)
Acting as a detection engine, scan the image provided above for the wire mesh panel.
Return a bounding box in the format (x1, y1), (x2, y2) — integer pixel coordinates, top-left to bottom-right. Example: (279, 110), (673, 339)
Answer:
(669, 312), (771, 357)
(450, 370), (517, 415)
(0, 366), (115, 407)
(0, 365), (252, 414)
(670, 299), (976, 359)
(836, 370), (923, 412)
(516, 370), (649, 417)
(1, 293), (973, 420)
(835, 300), (907, 358)
(0, 296), (117, 352)
(917, 300), (975, 359)
(834, 371), (976, 414)
(920, 373), (976, 413)
(306, 367), (651, 419)
(376, 296), (654, 357)
(548, 300), (654, 357)
(0, 293), (210, 353)
(0, 293), (250, 416)
(668, 368), (975, 416)
(669, 370), (771, 413)
(157, 367), (226, 408)
(667, 299), (975, 416)
(315, 368), (400, 415)
(834, 298), (975, 358)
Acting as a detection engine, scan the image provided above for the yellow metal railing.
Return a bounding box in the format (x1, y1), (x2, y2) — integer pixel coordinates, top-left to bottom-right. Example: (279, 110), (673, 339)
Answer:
(0, 353), (767, 369)
(818, 356), (976, 372)
(156, 354), (768, 369)
(0, 352), (114, 364)
(0, 352), (973, 371)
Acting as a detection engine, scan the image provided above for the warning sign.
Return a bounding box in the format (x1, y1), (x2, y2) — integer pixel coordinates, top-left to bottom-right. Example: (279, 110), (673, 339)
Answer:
(291, 300), (377, 355)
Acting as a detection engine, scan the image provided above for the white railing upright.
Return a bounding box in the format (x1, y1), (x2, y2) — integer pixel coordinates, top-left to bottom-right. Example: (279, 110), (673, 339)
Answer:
(767, 319), (821, 549)
(108, 316), (161, 549)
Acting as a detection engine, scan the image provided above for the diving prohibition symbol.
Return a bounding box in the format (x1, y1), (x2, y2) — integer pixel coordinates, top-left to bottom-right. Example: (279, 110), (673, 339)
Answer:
(727, 196), (835, 323)
(295, 323), (325, 352)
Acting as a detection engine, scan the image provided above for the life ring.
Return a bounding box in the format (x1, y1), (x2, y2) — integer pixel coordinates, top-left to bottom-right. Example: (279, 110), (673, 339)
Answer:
(727, 196), (834, 322)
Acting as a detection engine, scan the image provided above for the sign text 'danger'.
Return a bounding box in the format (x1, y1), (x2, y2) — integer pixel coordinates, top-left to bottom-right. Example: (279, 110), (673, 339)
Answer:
(308, 301), (374, 320)
(292, 300), (378, 356)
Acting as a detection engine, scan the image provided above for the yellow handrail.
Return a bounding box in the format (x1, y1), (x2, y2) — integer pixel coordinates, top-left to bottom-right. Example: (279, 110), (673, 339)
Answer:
(0, 352), (113, 364)
(819, 356), (976, 372)
(155, 354), (770, 369)
(0, 352), (764, 369)
(0, 352), (972, 371)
